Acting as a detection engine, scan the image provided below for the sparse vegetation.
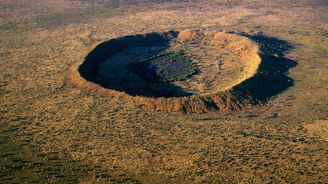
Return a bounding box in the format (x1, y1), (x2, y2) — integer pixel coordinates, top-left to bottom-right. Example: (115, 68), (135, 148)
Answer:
(0, 0), (327, 183)
(133, 51), (196, 83)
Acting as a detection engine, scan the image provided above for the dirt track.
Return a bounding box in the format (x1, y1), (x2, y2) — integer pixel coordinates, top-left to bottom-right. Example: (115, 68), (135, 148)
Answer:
(1, 0), (328, 183)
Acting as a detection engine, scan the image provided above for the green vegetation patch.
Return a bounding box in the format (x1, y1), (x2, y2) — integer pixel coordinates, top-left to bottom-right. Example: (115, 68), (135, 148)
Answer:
(133, 51), (196, 83)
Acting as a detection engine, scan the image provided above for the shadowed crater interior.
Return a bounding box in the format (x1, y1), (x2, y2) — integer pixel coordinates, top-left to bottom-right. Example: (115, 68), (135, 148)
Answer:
(78, 31), (197, 97)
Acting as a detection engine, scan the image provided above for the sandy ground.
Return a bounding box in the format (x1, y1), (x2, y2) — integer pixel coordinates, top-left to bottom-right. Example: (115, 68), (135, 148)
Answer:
(1, 0), (328, 183)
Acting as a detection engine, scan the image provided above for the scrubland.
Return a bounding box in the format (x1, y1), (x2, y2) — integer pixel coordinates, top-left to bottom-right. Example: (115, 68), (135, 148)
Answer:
(0, 0), (327, 183)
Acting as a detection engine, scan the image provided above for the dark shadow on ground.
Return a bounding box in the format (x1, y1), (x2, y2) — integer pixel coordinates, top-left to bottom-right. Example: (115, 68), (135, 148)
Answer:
(78, 31), (193, 97)
(231, 33), (298, 103)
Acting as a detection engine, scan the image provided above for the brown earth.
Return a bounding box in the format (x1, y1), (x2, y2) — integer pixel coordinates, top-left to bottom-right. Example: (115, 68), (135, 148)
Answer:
(1, 0), (327, 183)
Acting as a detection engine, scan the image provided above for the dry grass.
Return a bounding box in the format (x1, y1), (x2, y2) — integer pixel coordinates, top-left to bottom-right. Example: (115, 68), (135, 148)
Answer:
(305, 120), (328, 141)
(0, 0), (327, 183)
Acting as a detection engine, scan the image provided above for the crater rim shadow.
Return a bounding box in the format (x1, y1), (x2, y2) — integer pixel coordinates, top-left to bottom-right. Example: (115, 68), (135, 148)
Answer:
(78, 30), (193, 98)
(230, 32), (298, 103)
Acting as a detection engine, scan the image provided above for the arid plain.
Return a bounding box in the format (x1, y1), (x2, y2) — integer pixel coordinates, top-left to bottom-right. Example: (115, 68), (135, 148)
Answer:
(1, 0), (328, 183)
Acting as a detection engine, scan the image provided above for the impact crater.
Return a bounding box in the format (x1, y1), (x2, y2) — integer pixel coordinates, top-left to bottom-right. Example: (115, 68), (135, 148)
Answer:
(69, 29), (297, 113)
